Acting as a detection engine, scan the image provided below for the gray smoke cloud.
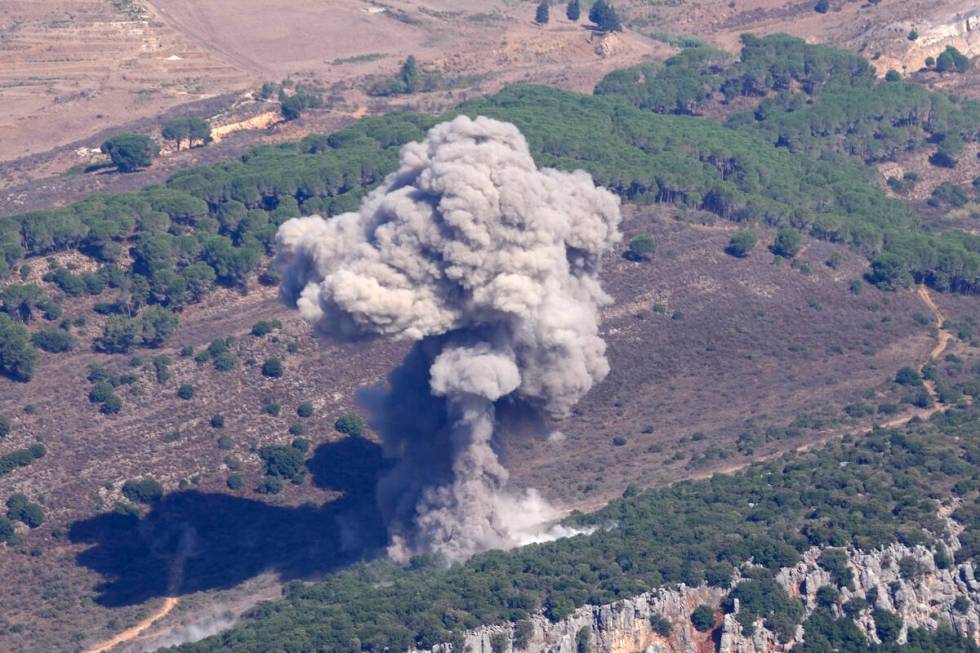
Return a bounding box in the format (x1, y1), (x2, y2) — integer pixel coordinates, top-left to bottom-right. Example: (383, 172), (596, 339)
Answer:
(277, 115), (621, 561)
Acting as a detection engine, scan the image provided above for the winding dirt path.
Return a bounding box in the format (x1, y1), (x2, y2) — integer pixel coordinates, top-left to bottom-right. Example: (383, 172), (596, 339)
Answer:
(84, 597), (179, 653)
(685, 286), (954, 481)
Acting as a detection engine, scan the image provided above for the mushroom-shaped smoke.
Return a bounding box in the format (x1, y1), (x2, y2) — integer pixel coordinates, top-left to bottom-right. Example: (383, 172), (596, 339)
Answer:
(277, 115), (621, 561)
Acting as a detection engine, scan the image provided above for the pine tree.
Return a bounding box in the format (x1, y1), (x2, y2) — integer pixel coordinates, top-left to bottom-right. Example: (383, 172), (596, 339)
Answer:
(535, 1), (550, 24)
(588, 0), (622, 32)
(566, 0), (580, 21)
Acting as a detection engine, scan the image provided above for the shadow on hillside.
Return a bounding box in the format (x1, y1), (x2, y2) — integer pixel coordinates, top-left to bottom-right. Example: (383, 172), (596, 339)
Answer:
(69, 437), (389, 607)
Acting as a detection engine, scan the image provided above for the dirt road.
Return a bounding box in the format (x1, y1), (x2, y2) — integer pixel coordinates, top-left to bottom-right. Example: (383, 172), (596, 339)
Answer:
(84, 597), (179, 653)
(686, 286), (954, 481)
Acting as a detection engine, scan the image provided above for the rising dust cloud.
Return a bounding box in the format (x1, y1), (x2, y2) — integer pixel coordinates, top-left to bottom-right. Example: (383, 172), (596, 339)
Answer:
(277, 115), (621, 561)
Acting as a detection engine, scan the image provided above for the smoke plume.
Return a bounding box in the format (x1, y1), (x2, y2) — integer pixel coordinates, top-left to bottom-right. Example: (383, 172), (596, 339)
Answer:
(277, 115), (621, 561)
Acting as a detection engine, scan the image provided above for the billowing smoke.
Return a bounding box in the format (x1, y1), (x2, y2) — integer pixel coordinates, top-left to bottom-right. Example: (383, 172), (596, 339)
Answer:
(277, 115), (621, 561)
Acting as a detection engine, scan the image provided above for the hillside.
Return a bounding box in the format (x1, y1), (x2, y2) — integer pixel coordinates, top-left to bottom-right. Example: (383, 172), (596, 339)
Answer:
(0, 21), (979, 653)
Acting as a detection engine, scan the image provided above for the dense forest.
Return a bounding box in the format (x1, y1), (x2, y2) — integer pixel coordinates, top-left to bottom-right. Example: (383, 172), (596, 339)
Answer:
(169, 403), (980, 653)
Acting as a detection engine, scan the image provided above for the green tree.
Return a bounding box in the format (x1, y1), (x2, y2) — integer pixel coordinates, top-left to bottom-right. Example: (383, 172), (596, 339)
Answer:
(95, 315), (141, 354)
(575, 627), (591, 653)
(566, 0), (580, 20)
(0, 284), (43, 322)
(259, 445), (306, 479)
(31, 327), (73, 353)
(162, 117), (211, 150)
(122, 478), (164, 504)
(691, 605), (715, 632)
(588, 0), (622, 32)
(771, 226), (801, 258)
(101, 134), (159, 172)
(535, 1), (549, 24)
(726, 230), (757, 258)
(139, 306), (179, 348)
(0, 313), (38, 381)
(873, 608), (902, 644)
(177, 384), (194, 400)
(261, 357), (284, 378)
(650, 614), (672, 636)
(626, 235), (656, 261)
(936, 46), (971, 73)
(334, 413), (364, 436)
(814, 0), (829, 12)
(884, 69), (902, 81)
(895, 366), (922, 385)
(297, 402), (314, 418)
(400, 56), (419, 93)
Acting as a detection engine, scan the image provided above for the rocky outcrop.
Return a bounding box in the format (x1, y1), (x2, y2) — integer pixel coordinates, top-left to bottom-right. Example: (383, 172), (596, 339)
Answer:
(419, 533), (980, 653)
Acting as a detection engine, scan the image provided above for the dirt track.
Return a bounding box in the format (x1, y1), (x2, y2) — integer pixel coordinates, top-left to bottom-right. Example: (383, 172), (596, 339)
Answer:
(684, 286), (956, 484)
(84, 597), (179, 653)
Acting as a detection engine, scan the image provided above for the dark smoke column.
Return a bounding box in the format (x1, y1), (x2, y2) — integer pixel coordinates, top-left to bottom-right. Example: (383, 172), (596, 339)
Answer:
(277, 116), (621, 561)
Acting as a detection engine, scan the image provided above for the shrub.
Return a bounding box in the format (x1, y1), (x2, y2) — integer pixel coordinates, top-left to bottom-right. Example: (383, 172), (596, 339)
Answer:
(0, 516), (15, 543)
(726, 230), (757, 258)
(873, 608), (902, 644)
(154, 356), (171, 384)
(177, 384), (194, 400)
(288, 423), (305, 436)
(490, 631), (509, 653)
(100, 394), (123, 414)
(0, 417), (8, 438)
(262, 399), (281, 416)
(691, 605), (715, 632)
(895, 366), (922, 386)
(334, 413), (364, 436)
(259, 445), (305, 480)
(884, 69), (902, 82)
(297, 402), (314, 418)
(625, 235), (656, 261)
(214, 351), (235, 372)
(121, 478), (164, 504)
(17, 503), (44, 528)
(211, 415), (225, 428)
(650, 614), (673, 636)
(815, 584), (840, 608)
(217, 435), (233, 450)
(612, 436), (628, 446)
(814, 0), (829, 12)
(227, 474), (243, 490)
(261, 357), (284, 378)
(31, 328), (73, 353)
(771, 226), (801, 258)
(89, 382), (115, 404)
(224, 455), (242, 471)
(291, 438), (310, 453)
(251, 319), (282, 337)
(0, 314), (38, 381)
(256, 476), (283, 494)
(818, 548), (855, 589)
(575, 627), (592, 653)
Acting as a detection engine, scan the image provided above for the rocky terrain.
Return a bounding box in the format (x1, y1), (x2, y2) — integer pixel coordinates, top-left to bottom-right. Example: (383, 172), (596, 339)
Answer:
(427, 521), (980, 653)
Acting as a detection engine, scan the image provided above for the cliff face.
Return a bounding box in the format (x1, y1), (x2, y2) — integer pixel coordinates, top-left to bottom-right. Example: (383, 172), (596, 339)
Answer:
(419, 535), (980, 653)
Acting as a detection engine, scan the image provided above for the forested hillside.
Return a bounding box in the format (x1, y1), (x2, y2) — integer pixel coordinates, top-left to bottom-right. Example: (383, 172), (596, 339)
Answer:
(170, 403), (980, 653)
(3, 36), (980, 383)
